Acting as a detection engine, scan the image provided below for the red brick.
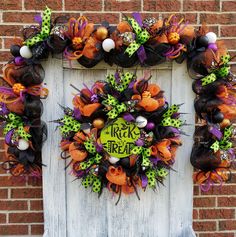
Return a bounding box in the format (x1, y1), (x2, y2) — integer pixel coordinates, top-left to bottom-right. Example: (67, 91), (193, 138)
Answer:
(193, 197), (216, 207)
(200, 13), (236, 25)
(28, 177), (42, 187)
(193, 221), (216, 231)
(0, 225), (28, 235)
(162, 13), (197, 24)
(0, 200), (28, 210)
(85, 13), (120, 24)
(193, 209), (198, 219)
(199, 233), (234, 237)
(222, 39), (236, 50)
(25, 0), (62, 10)
(9, 212), (44, 223)
(30, 200), (43, 211)
(4, 37), (22, 49)
(0, 213), (6, 223)
(144, 0), (181, 12)
(194, 185), (200, 195)
(3, 12), (40, 24)
(11, 188), (42, 199)
(199, 209), (235, 219)
(65, 0), (102, 11)
(0, 25), (22, 37)
(218, 197), (236, 207)
(0, 0), (22, 10)
(183, 0), (220, 11)
(0, 176), (26, 187)
(219, 220), (236, 231)
(0, 51), (12, 62)
(31, 224), (44, 235)
(105, 0), (141, 11)
(222, 1), (236, 11)
(221, 26), (236, 37)
(200, 185), (236, 195)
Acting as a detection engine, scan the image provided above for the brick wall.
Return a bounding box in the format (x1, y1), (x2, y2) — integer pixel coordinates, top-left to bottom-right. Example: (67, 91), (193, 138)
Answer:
(0, 0), (235, 236)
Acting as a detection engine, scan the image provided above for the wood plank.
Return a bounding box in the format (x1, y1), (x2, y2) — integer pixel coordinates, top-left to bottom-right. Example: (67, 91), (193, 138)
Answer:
(42, 57), (67, 237)
(105, 68), (172, 237)
(63, 69), (109, 237)
(169, 62), (196, 237)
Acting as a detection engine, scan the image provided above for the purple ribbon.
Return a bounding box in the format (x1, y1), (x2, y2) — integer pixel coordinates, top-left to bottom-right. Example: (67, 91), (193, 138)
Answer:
(141, 174), (148, 188)
(208, 125), (223, 140)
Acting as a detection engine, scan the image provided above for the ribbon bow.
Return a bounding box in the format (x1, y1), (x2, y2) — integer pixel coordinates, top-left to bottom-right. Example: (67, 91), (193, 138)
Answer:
(125, 13), (150, 63)
(84, 140), (96, 154)
(59, 115), (81, 135)
(25, 6), (52, 47)
(103, 95), (127, 119)
(210, 126), (233, 152)
(107, 72), (134, 92)
(131, 146), (151, 167)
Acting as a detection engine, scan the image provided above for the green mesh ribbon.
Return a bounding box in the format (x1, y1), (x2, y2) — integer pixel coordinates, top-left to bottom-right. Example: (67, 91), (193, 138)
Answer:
(201, 73), (217, 86)
(106, 72), (134, 92)
(125, 17), (150, 57)
(131, 146), (151, 167)
(103, 95), (127, 119)
(25, 6), (52, 47)
(59, 115), (81, 135)
(221, 54), (231, 65)
(160, 117), (182, 128)
(80, 154), (103, 170)
(210, 126), (233, 152)
(163, 104), (180, 118)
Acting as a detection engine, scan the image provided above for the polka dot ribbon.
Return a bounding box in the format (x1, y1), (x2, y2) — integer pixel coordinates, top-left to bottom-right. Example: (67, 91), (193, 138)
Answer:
(125, 17), (150, 57)
(25, 6), (52, 47)
(160, 117), (182, 128)
(162, 104), (180, 118)
(84, 140), (96, 154)
(131, 146), (151, 167)
(80, 153), (103, 170)
(103, 95), (127, 119)
(146, 168), (169, 188)
(201, 73), (217, 86)
(106, 72), (134, 92)
(82, 174), (102, 193)
(4, 113), (31, 140)
(59, 115), (81, 136)
(210, 126), (233, 152)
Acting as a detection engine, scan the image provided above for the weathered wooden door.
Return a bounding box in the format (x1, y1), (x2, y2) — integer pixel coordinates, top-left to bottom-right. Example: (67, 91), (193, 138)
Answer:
(42, 57), (196, 237)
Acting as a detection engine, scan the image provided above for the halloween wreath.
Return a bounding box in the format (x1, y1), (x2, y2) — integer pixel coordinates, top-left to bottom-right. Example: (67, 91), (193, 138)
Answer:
(0, 7), (235, 192)
(55, 71), (183, 199)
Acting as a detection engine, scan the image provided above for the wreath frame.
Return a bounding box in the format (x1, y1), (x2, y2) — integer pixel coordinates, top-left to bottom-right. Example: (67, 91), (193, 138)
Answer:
(0, 7), (235, 196)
